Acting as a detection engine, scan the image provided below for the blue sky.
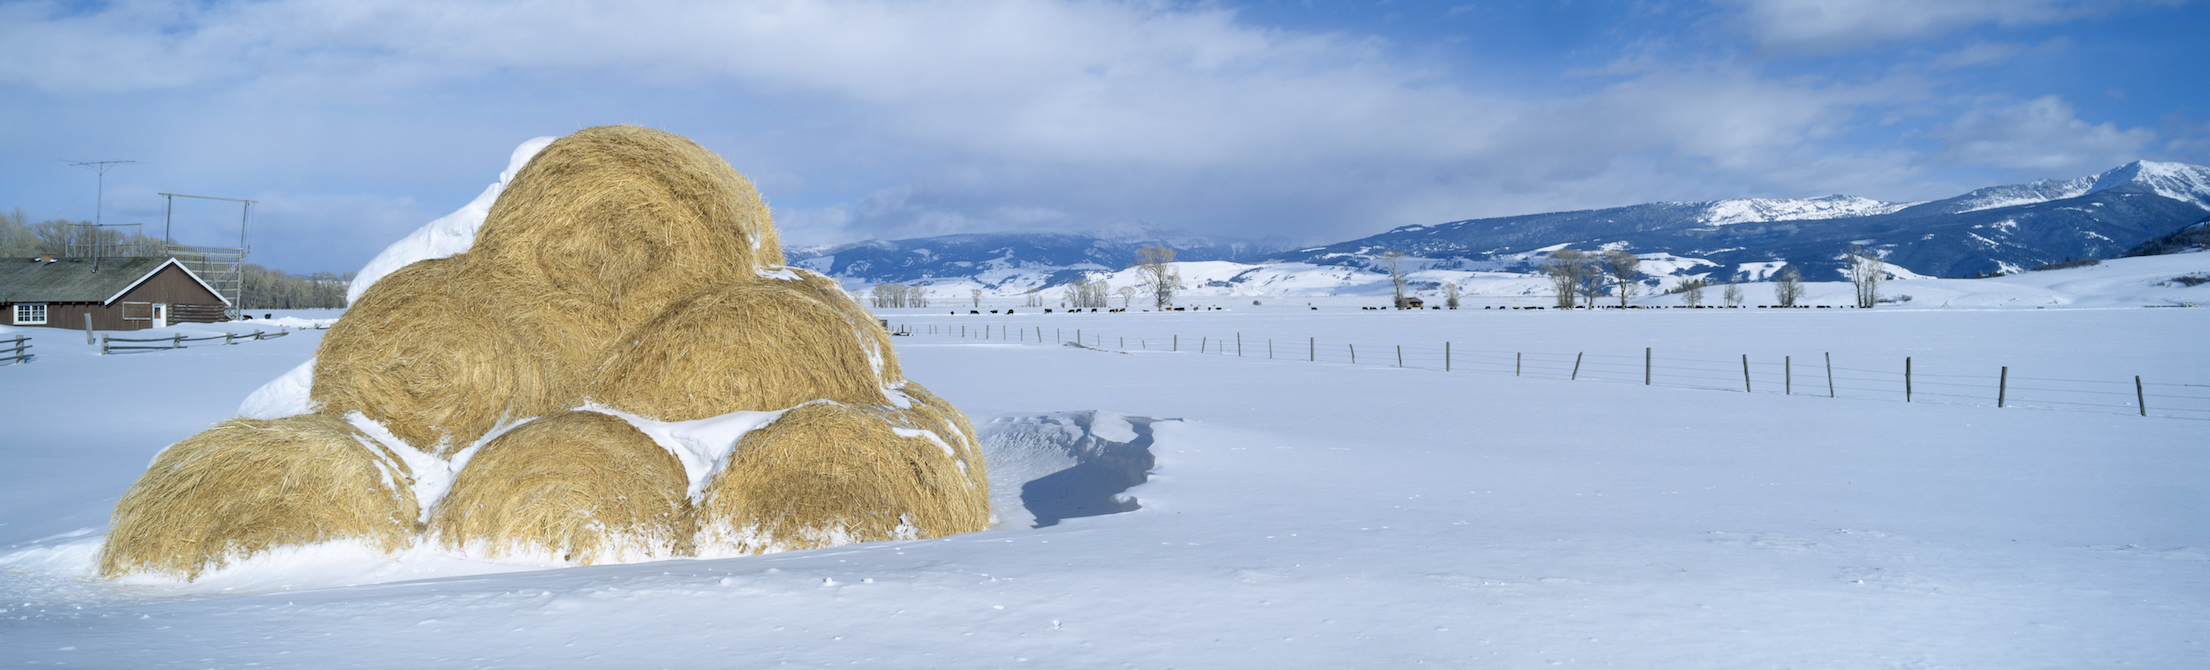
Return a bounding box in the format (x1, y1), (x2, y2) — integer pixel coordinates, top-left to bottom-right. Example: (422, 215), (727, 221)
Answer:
(3, 0), (2204, 273)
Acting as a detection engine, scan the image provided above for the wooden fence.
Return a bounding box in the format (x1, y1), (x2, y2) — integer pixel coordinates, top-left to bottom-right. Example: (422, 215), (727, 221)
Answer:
(100, 329), (293, 355)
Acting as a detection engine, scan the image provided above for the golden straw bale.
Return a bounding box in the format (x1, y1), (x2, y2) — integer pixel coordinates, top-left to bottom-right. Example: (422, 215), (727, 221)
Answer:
(767, 267), (904, 384)
(469, 125), (785, 387)
(696, 401), (989, 556)
(431, 411), (692, 565)
(895, 382), (987, 491)
(311, 255), (549, 455)
(590, 282), (894, 422)
(99, 415), (419, 580)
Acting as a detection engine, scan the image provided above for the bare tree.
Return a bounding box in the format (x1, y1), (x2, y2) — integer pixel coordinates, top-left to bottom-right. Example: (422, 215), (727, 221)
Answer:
(970, 287), (983, 308)
(1380, 250), (1411, 308)
(1443, 281), (1461, 309)
(1541, 249), (1588, 308)
(1845, 244), (1884, 308)
(1025, 288), (1044, 307)
(1774, 265), (1805, 307)
(1722, 279), (1743, 307)
(1679, 277), (1707, 307)
(1133, 244), (1181, 310)
(1601, 250), (1640, 307)
(1117, 285), (1137, 309)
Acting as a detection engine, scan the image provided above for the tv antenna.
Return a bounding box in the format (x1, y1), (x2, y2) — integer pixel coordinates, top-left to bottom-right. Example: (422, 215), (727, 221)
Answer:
(66, 160), (141, 228)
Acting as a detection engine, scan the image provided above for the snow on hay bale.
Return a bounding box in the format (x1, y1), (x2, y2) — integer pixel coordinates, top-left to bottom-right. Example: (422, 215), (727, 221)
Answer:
(591, 278), (895, 422)
(99, 415), (418, 580)
(431, 411), (691, 564)
(696, 401), (990, 556)
(470, 125), (785, 392)
(310, 254), (549, 455)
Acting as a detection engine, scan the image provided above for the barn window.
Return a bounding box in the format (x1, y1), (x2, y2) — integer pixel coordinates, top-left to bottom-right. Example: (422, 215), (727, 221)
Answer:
(13, 303), (46, 325)
(122, 302), (152, 321)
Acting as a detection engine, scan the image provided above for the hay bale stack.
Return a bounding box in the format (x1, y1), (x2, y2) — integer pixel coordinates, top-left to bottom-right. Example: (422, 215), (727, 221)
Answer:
(470, 125), (785, 390)
(99, 415), (418, 580)
(696, 401), (989, 556)
(591, 281), (894, 422)
(311, 255), (549, 455)
(431, 411), (692, 565)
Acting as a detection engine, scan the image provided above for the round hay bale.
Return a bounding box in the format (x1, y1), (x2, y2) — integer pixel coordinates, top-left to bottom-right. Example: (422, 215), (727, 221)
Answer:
(470, 125), (785, 388)
(895, 382), (987, 491)
(768, 267), (903, 384)
(311, 255), (550, 455)
(431, 411), (692, 565)
(591, 281), (894, 422)
(99, 414), (419, 580)
(696, 401), (990, 556)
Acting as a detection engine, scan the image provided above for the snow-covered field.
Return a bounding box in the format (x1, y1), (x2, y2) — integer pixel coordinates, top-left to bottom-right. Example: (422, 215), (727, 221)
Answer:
(3, 265), (2207, 667)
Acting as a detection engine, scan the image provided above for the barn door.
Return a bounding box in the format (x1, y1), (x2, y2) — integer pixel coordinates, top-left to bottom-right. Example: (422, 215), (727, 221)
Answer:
(152, 304), (168, 328)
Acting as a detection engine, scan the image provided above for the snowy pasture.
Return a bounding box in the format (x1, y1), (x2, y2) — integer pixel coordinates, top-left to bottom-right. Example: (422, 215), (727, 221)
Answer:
(3, 286), (2208, 667)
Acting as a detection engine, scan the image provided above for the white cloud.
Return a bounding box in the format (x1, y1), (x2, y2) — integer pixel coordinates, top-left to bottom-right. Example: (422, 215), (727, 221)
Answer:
(1721, 0), (2114, 53)
(1933, 96), (2155, 173)
(1, 0), (1991, 257)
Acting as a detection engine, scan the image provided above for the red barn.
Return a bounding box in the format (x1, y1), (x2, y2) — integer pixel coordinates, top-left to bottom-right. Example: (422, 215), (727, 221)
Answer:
(1, 256), (230, 330)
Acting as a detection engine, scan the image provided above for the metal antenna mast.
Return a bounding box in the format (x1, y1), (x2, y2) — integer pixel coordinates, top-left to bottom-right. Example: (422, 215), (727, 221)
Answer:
(66, 160), (141, 229)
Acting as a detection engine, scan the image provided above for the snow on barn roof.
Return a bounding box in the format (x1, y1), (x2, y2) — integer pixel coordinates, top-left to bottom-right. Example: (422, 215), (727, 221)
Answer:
(0, 257), (228, 305)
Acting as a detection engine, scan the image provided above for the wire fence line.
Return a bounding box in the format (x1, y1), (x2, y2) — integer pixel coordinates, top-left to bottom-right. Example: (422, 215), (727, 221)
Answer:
(902, 321), (2210, 421)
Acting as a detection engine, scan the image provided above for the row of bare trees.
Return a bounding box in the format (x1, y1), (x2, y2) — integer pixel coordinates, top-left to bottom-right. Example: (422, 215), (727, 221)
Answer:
(869, 282), (931, 308)
(1548, 244), (1882, 308)
(1540, 249), (1643, 309)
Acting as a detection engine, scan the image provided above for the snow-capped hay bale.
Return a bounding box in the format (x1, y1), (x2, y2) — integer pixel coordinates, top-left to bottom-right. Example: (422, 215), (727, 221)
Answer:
(99, 415), (418, 580)
(897, 382), (987, 490)
(311, 255), (548, 455)
(696, 401), (989, 555)
(431, 411), (692, 565)
(769, 267), (903, 384)
(590, 282), (894, 422)
(469, 125), (785, 390)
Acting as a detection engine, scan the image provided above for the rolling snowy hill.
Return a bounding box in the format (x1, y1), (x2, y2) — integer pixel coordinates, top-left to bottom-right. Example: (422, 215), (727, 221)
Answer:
(798, 161), (2210, 302)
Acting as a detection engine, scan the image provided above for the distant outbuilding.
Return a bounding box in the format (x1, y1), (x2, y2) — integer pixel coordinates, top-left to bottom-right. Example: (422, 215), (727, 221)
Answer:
(0, 256), (230, 330)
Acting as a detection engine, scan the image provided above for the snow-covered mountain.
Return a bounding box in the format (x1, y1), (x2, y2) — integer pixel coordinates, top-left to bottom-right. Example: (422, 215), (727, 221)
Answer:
(1273, 160), (2210, 281)
(804, 161), (2210, 299)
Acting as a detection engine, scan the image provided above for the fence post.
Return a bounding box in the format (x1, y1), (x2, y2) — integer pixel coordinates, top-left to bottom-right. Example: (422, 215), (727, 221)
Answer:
(1201, 336), (1207, 353)
(255, 329), (264, 341)
(1785, 356), (1791, 395)
(2137, 376), (2146, 416)
(1742, 354), (1751, 393)
(1077, 329), (1082, 344)
(1350, 344), (1357, 364)
(1309, 337), (1314, 362)
(100, 334), (109, 356)
(1396, 345), (1403, 368)
(1906, 357), (1913, 402)
(1998, 366), (2008, 407)
(1446, 341), (1451, 372)
(1571, 352), (1583, 380)
(85, 313), (93, 344)
(1172, 334), (1177, 351)
(1826, 352), (1835, 398)
(1516, 352), (1521, 376)
(173, 333), (185, 349)
(225, 332), (235, 345)
(1644, 347), (1651, 385)
(1270, 339), (1274, 359)
(1237, 333), (1242, 357)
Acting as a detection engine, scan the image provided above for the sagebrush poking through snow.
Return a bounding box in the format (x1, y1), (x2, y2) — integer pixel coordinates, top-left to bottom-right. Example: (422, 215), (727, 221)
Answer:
(697, 401), (991, 556)
(431, 411), (693, 564)
(99, 415), (419, 580)
(99, 125), (987, 579)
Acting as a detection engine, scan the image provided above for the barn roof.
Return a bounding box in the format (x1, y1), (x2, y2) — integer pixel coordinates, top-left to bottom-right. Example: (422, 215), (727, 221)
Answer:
(0, 257), (228, 305)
